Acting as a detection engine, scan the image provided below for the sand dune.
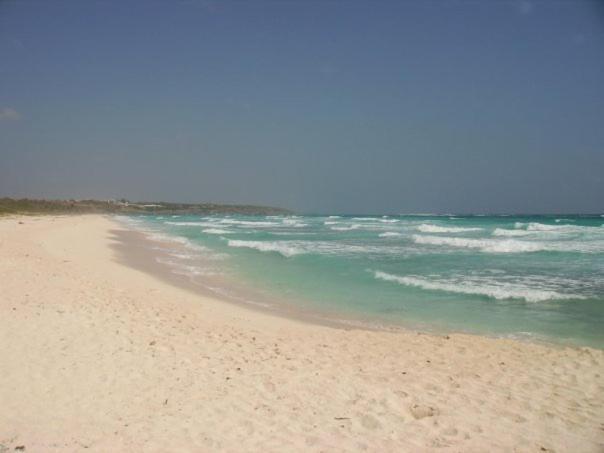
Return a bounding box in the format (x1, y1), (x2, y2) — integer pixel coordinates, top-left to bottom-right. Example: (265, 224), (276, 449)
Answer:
(0, 215), (602, 452)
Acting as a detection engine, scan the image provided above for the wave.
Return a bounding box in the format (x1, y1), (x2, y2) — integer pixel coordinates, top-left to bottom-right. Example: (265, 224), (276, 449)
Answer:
(144, 231), (200, 246)
(417, 224), (483, 234)
(226, 239), (303, 257)
(373, 271), (583, 302)
(225, 239), (409, 258)
(202, 228), (233, 235)
(166, 251), (197, 260)
(324, 221), (339, 225)
(492, 228), (531, 237)
(330, 224), (362, 231)
(525, 222), (602, 233)
(165, 221), (216, 227)
(514, 222), (602, 233)
(413, 234), (604, 253)
(269, 231), (317, 236)
(413, 235), (548, 253)
(493, 225), (602, 237)
(282, 219), (308, 227)
(219, 219), (280, 227)
(379, 232), (403, 238)
(155, 257), (220, 277)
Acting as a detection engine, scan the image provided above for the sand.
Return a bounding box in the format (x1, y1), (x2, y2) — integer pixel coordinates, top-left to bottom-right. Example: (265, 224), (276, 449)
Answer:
(0, 215), (602, 452)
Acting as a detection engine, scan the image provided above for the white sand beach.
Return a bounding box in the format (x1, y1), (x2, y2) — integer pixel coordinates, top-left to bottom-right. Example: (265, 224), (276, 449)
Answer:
(1, 215), (602, 452)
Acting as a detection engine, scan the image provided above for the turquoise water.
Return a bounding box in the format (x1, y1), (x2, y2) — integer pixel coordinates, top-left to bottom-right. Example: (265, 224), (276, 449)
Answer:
(120, 214), (604, 348)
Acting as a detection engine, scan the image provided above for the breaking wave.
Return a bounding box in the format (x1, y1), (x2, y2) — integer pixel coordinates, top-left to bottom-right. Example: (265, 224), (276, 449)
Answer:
(413, 235), (549, 253)
(202, 228), (233, 235)
(525, 222), (602, 233)
(165, 221), (216, 227)
(282, 218), (308, 227)
(373, 271), (583, 302)
(225, 239), (407, 258)
(412, 234), (604, 253)
(219, 219), (280, 227)
(330, 224), (362, 231)
(379, 232), (403, 238)
(492, 228), (532, 237)
(226, 240), (303, 257)
(417, 224), (483, 233)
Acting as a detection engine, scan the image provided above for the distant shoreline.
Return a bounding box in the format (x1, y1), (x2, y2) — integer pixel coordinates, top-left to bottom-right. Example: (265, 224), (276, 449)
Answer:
(0, 197), (291, 216)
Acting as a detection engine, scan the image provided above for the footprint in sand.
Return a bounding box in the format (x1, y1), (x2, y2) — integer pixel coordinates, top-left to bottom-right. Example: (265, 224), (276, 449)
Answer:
(410, 404), (438, 419)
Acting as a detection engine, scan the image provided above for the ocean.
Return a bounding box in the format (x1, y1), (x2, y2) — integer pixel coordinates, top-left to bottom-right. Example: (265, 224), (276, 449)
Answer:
(117, 214), (604, 348)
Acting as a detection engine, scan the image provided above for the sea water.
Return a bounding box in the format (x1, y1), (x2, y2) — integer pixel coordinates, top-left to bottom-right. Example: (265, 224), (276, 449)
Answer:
(118, 214), (604, 348)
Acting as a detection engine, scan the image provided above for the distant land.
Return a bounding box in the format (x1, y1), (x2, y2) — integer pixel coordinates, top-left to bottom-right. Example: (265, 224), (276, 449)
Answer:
(0, 198), (291, 216)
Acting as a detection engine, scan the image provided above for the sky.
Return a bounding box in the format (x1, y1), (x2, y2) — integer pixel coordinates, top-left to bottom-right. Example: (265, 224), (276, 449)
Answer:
(0, 0), (603, 214)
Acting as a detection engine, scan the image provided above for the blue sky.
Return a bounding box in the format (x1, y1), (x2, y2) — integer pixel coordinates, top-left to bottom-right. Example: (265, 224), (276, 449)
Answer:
(1, 0), (603, 213)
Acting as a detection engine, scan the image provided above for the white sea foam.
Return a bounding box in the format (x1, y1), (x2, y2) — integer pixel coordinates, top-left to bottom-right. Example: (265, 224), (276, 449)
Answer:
(165, 221), (216, 227)
(114, 215), (143, 226)
(514, 222), (602, 233)
(330, 224), (362, 231)
(374, 271), (583, 302)
(492, 228), (532, 237)
(155, 257), (220, 277)
(413, 234), (604, 253)
(268, 231), (317, 236)
(167, 252), (197, 260)
(141, 231), (226, 257)
(225, 239), (409, 258)
(226, 240), (304, 257)
(379, 232), (403, 238)
(525, 222), (602, 233)
(417, 224), (483, 234)
(202, 228), (233, 235)
(282, 218), (308, 227)
(219, 219), (280, 227)
(324, 221), (339, 225)
(500, 222), (604, 237)
(145, 231), (197, 246)
(413, 235), (547, 253)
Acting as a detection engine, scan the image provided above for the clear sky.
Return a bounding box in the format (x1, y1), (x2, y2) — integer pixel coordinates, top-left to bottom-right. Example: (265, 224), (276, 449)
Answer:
(1, 0), (603, 214)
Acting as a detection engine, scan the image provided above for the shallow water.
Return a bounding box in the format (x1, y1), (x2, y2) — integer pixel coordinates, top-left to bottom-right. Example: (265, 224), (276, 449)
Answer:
(117, 214), (604, 348)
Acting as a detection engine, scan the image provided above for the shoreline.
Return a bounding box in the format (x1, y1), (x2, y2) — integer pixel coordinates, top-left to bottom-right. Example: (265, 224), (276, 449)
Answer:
(1, 214), (603, 451)
(113, 215), (601, 351)
(109, 223), (455, 338)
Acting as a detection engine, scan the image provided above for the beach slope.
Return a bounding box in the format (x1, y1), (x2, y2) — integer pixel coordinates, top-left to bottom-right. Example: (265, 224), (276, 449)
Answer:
(0, 215), (602, 452)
